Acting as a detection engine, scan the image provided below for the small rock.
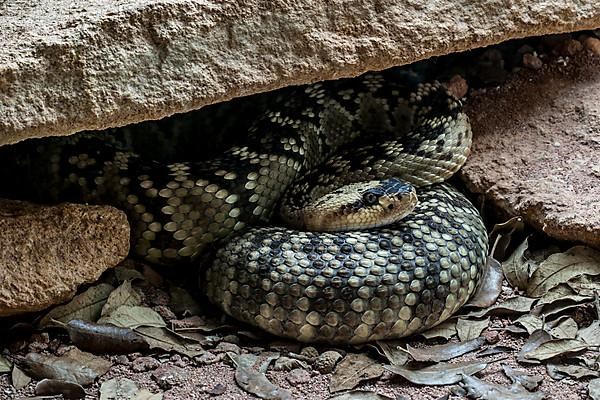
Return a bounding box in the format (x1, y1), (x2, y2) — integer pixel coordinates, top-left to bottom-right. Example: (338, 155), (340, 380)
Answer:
(286, 368), (311, 385)
(27, 333), (50, 353)
(169, 354), (188, 368)
(114, 355), (130, 365)
(583, 37), (600, 56)
(300, 346), (319, 359)
(313, 350), (343, 374)
(195, 351), (222, 365)
(517, 44), (535, 55)
(273, 356), (309, 371)
(151, 365), (187, 390)
(522, 53), (543, 70)
(483, 330), (500, 344)
(204, 383), (227, 395)
(222, 335), (241, 345)
(214, 342), (241, 355)
(446, 75), (468, 99)
(153, 305), (176, 322)
(555, 38), (583, 56)
(132, 356), (161, 372)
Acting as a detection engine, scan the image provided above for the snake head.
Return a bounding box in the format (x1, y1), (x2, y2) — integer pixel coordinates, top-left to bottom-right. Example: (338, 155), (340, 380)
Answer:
(292, 177), (418, 232)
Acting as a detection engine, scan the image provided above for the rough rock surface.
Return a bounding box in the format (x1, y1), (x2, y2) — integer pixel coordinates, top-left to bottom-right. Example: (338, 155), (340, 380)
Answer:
(1, 1), (599, 145)
(0, 200), (130, 316)
(460, 54), (600, 249)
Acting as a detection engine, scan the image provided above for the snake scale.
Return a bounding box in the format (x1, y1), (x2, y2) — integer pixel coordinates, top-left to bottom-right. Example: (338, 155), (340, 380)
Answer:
(2, 71), (488, 343)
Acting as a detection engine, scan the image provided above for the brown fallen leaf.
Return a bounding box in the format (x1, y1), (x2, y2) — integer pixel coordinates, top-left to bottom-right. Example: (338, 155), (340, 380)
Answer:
(405, 337), (486, 362)
(527, 246), (600, 298)
(589, 378), (600, 400)
(100, 377), (163, 400)
(100, 280), (142, 317)
(420, 320), (457, 340)
(329, 390), (394, 400)
(524, 339), (589, 362)
(511, 314), (544, 335)
(502, 237), (531, 291)
(466, 296), (536, 318)
(23, 348), (112, 386)
(547, 317), (578, 339)
(231, 353), (292, 400)
(476, 346), (515, 357)
(577, 320), (600, 346)
(11, 365), (32, 390)
(460, 374), (545, 400)
(488, 216), (524, 261)
(0, 355), (11, 373)
(502, 364), (543, 390)
(169, 285), (202, 316)
(375, 341), (410, 366)
(546, 363), (600, 380)
(517, 329), (553, 364)
(135, 326), (204, 358)
(39, 283), (114, 328)
(97, 305), (166, 329)
(566, 275), (600, 297)
(330, 353), (384, 393)
(466, 257), (503, 308)
(35, 378), (86, 399)
(456, 318), (490, 341)
(67, 319), (149, 354)
(531, 295), (593, 319)
(384, 360), (488, 385)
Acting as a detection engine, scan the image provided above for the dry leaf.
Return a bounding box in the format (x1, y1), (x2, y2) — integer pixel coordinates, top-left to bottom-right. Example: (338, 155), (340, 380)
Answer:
(488, 216), (524, 260)
(517, 330), (552, 364)
(385, 360), (488, 385)
(169, 285), (201, 316)
(405, 337), (485, 362)
(527, 246), (600, 298)
(11, 365), (31, 390)
(100, 377), (163, 400)
(136, 326), (204, 358)
(35, 378), (86, 399)
(420, 320), (457, 340)
(330, 354), (384, 393)
(546, 363), (600, 380)
(0, 355), (11, 373)
(467, 257), (503, 308)
(329, 391), (394, 400)
(98, 305), (166, 329)
(460, 374), (545, 400)
(232, 353), (292, 400)
(113, 265), (145, 283)
(477, 346), (515, 357)
(589, 378), (600, 400)
(502, 364), (542, 390)
(39, 283), (114, 328)
(456, 318), (490, 341)
(566, 275), (600, 297)
(524, 339), (589, 361)
(502, 237), (531, 291)
(100, 281), (142, 317)
(577, 321), (600, 346)
(375, 341), (410, 366)
(23, 348), (112, 386)
(466, 296), (536, 318)
(67, 319), (149, 354)
(532, 294), (593, 319)
(548, 317), (578, 339)
(511, 314), (543, 335)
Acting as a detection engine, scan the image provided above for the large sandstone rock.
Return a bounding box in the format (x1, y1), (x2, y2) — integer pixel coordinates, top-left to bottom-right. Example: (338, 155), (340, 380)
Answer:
(1, 1), (599, 145)
(0, 200), (130, 316)
(460, 54), (600, 249)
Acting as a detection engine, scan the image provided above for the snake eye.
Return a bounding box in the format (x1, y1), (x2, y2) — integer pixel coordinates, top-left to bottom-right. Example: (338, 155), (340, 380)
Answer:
(363, 192), (378, 205)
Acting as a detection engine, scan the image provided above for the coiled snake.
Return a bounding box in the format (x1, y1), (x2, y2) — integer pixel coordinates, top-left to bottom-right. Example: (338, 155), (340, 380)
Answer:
(2, 71), (488, 343)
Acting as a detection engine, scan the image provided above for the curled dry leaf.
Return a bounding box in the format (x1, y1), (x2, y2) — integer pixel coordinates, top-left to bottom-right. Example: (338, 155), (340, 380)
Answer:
(502, 237), (531, 291)
(135, 326), (204, 358)
(511, 314), (543, 335)
(546, 363), (600, 380)
(0, 355), (11, 373)
(11, 365), (32, 390)
(477, 346), (515, 357)
(524, 339), (589, 362)
(488, 216), (524, 261)
(231, 353), (292, 400)
(566, 275), (600, 297)
(100, 280), (143, 317)
(589, 378), (600, 400)
(460, 374), (545, 400)
(113, 264), (145, 283)
(329, 390), (394, 400)
(531, 294), (593, 319)
(97, 305), (166, 329)
(23, 348), (112, 386)
(502, 364), (543, 390)
(466, 257), (503, 308)
(330, 354), (384, 393)
(39, 283), (114, 328)
(577, 320), (600, 345)
(456, 318), (490, 342)
(168, 285), (202, 316)
(517, 330), (552, 364)
(405, 337), (486, 362)
(35, 378), (86, 399)
(67, 319), (149, 354)
(466, 296), (536, 318)
(420, 320), (457, 340)
(547, 317), (578, 339)
(384, 360), (488, 385)
(376, 341), (411, 366)
(100, 377), (163, 400)
(527, 246), (600, 298)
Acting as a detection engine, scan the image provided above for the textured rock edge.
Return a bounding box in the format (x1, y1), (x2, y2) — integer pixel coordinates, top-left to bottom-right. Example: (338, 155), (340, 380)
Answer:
(0, 200), (130, 316)
(1, 1), (599, 145)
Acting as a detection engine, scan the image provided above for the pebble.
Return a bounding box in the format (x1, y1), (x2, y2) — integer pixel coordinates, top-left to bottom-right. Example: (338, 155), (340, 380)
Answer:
(152, 365), (188, 390)
(446, 75), (468, 99)
(132, 356), (161, 372)
(214, 342), (241, 354)
(583, 37), (600, 56)
(273, 356), (309, 371)
(313, 350), (343, 374)
(555, 38), (583, 56)
(286, 368), (312, 385)
(522, 53), (543, 70)
(300, 346), (319, 359)
(483, 330), (500, 344)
